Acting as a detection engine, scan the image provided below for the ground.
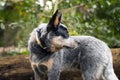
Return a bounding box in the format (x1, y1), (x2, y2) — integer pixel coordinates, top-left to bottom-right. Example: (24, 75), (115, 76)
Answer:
(0, 48), (120, 80)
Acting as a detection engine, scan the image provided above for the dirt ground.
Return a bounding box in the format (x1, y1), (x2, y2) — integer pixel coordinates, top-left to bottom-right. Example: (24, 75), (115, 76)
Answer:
(0, 48), (120, 80)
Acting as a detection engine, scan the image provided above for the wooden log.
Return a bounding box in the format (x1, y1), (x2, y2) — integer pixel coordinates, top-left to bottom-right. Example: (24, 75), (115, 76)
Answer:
(0, 48), (120, 80)
(0, 55), (33, 80)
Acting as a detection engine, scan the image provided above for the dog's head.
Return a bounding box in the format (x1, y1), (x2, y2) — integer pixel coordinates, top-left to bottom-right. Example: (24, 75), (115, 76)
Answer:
(36, 10), (77, 52)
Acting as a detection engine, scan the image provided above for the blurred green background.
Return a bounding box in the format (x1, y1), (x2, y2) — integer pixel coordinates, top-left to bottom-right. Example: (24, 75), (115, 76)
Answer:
(0, 0), (120, 50)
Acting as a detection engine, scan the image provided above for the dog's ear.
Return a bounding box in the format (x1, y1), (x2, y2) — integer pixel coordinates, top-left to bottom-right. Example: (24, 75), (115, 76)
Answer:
(58, 13), (62, 22)
(47, 10), (62, 31)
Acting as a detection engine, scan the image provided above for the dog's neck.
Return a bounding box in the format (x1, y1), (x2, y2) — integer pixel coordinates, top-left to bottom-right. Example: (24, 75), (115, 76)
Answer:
(35, 31), (54, 54)
(35, 31), (47, 49)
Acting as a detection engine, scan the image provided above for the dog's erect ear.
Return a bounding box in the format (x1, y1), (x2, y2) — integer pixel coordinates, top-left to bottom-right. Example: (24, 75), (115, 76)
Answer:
(58, 13), (62, 22)
(47, 10), (62, 31)
(54, 13), (62, 27)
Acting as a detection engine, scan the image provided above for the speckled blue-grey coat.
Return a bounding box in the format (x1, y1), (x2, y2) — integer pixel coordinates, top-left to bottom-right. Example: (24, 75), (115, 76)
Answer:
(28, 10), (118, 80)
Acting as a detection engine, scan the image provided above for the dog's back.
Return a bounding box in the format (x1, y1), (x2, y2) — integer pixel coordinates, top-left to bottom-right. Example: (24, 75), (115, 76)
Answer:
(52, 36), (118, 80)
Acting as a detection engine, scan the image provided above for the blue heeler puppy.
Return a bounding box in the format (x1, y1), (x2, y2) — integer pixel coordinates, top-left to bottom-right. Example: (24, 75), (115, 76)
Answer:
(28, 10), (118, 80)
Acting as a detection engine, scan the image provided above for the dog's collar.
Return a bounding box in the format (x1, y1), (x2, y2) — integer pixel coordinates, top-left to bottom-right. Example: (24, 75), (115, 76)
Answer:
(35, 32), (47, 49)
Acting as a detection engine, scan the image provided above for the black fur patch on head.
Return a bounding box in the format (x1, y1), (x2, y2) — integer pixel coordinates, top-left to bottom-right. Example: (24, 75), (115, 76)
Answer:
(54, 24), (69, 38)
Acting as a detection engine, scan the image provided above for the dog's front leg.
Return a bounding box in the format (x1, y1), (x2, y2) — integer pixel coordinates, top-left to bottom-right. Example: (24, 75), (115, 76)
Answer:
(32, 65), (43, 80)
(34, 70), (42, 80)
(47, 66), (61, 80)
(31, 63), (48, 80)
(48, 60), (61, 80)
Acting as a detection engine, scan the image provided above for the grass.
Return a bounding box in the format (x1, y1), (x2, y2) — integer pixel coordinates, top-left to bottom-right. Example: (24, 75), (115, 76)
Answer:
(0, 50), (29, 57)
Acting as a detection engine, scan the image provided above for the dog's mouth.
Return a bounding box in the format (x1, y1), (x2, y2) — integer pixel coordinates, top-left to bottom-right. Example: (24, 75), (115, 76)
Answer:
(63, 43), (78, 49)
(63, 45), (73, 49)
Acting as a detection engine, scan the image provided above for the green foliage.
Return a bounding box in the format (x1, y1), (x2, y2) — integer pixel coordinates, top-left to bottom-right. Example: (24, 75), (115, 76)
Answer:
(2, 50), (29, 56)
(58, 0), (120, 47)
(0, 0), (120, 48)
(0, 0), (39, 46)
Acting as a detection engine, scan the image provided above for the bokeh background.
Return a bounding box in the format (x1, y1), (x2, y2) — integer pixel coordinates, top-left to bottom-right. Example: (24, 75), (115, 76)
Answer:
(0, 0), (120, 80)
(0, 0), (120, 54)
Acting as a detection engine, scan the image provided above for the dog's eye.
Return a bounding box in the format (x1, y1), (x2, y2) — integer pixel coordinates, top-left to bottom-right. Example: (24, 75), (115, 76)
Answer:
(61, 27), (69, 34)
(54, 27), (69, 38)
(65, 29), (68, 33)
